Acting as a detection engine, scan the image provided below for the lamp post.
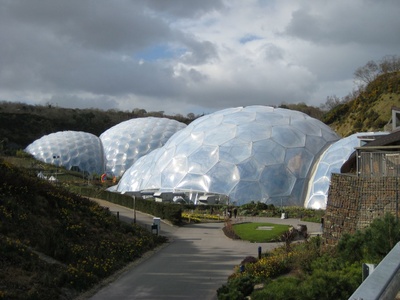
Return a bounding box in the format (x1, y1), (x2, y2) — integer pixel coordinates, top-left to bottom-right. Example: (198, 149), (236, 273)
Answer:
(133, 195), (136, 224)
(53, 155), (60, 181)
(122, 191), (137, 224)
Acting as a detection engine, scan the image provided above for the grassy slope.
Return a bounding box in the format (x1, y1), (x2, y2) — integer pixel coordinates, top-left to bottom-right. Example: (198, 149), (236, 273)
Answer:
(0, 158), (166, 299)
(323, 72), (400, 137)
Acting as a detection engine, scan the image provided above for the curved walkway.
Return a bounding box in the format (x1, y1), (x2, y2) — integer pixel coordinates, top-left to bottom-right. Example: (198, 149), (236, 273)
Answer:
(82, 199), (322, 300)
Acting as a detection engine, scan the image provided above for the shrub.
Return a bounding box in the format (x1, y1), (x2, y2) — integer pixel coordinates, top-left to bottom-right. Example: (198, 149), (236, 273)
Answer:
(241, 256), (258, 265)
(217, 275), (255, 300)
(251, 277), (301, 300)
(363, 213), (400, 261)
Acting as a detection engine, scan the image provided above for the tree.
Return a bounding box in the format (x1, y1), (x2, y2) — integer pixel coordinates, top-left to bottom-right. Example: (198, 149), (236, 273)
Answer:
(379, 55), (400, 74)
(187, 113), (195, 120)
(354, 60), (379, 87)
(321, 95), (342, 111)
(354, 55), (400, 88)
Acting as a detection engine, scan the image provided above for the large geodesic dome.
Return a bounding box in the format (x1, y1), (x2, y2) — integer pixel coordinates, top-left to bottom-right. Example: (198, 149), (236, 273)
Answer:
(100, 117), (186, 177)
(305, 132), (388, 210)
(116, 106), (340, 206)
(25, 131), (104, 174)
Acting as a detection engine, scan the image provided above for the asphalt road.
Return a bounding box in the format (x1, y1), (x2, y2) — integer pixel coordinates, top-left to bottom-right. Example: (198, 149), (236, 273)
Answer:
(81, 199), (322, 300)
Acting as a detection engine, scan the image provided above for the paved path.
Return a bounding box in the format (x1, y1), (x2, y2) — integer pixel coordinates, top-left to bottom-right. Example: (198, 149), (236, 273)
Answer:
(82, 199), (322, 300)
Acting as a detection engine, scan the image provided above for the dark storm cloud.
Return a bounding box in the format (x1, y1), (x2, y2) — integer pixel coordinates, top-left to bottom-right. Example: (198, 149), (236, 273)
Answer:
(284, 1), (400, 46)
(2, 0), (172, 52)
(145, 0), (225, 18)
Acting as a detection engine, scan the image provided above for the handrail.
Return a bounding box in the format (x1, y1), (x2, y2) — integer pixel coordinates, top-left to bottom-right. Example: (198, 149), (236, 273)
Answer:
(349, 242), (400, 300)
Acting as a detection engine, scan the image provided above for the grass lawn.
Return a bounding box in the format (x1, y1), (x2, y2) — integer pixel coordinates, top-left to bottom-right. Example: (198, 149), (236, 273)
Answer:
(233, 222), (290, 242)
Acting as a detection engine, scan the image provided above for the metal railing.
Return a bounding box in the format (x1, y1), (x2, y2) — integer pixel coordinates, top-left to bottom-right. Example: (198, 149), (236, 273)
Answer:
(349, 242), (400, 300)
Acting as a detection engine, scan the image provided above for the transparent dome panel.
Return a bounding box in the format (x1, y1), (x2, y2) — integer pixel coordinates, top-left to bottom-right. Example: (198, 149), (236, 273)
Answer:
(313, 176), (330, 194)
(261, 164), (296, 197)
(304, 135), (330, 154)
(271, 126), (306, 148)
(203, 124), (237, 145)
(206, 162), (240, 194)
(285, 148), (314, 178)
(292, 119), (322, 136)
(154, 145), (177, 173)
(236, 157), (263, 181)
(219, 139), (252, 164)
(307, 194), (327, 210)
(222, 111), (256, 125)
(230, 181), (262, 205)
(252, 140), (286, 165)
(175, 134), (204, 156)
(161, 170), (185, 189)
(176, 173), (211, 191)
(187, 145), (219, 174)
(314, 162), (331, 179)
(236, 122), (272, 142)
(254, 112), (287, 125)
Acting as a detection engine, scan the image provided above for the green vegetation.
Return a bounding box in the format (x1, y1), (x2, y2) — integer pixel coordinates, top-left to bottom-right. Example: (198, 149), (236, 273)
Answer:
(218, 213), (400, 300)
(238, 201), (325, 222)
(233, 222), (290, 243)
(322, 56), (400, 137)
(0, 158), (166, 299)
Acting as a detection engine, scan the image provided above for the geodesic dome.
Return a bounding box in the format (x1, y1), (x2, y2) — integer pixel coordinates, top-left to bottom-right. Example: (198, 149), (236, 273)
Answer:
(25, 131), (104, 174)
(116, 106), (340, 206)
(100, 117), (186, 177)
(304, 132), (388, 210)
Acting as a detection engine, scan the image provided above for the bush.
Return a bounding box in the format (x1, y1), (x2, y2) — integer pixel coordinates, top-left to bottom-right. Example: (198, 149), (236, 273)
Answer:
(251, 277), (301, 300)
(363, 213), (400, 261)
(217, 275), (255, 300)
(241, 256), (258, 265)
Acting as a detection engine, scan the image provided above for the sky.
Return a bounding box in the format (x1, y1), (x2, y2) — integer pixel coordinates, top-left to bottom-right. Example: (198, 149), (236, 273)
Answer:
(1, 0), (399, 116)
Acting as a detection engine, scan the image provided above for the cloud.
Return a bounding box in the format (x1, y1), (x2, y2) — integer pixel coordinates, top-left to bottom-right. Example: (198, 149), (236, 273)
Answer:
(284, 1), (400, 46)
(0, 0), (399, 115)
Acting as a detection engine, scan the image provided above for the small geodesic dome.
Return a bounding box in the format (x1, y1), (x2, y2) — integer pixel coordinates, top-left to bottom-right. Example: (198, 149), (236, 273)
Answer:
(100, 117), (186, 177)
(304, 132), (388, 209)
(116, 106), (340, 206)
(25, 131), (104, 174)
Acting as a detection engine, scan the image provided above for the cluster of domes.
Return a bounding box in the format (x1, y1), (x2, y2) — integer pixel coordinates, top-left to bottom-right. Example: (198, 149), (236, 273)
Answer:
(115, 106), (340, 207)
(25, 106), (376, 208)
(25, 118), (186, 176)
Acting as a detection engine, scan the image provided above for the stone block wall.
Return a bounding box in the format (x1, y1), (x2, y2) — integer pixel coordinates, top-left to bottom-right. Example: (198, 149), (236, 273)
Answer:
(323, 173), (400, 244)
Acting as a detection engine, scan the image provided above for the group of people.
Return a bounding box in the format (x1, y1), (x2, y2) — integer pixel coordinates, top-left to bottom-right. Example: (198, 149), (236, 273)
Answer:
(226, 207), (238, 218)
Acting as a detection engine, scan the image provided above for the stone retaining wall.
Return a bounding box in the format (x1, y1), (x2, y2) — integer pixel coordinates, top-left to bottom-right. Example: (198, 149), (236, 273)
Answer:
(323, 173), (400, 244)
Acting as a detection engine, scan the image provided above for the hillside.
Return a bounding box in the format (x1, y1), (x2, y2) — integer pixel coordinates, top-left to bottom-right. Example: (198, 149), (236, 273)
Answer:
(322, 71), (400, 137)
(0, 102), (193, 153)
(0, 157), (166, 299)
